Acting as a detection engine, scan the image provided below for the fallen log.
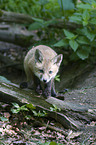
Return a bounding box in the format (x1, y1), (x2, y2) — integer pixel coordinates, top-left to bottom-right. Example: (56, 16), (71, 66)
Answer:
(0, 53), (23, 70)
(0, 10), (81, 29)
(0, 10), (34, 24)
(0, 81), (95, 130)
(0, 10), (81, 46)
(0, 25), (34, 47)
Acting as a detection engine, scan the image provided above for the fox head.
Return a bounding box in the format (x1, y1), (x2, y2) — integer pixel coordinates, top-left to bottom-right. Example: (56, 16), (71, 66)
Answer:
(33, 49), (63, 83)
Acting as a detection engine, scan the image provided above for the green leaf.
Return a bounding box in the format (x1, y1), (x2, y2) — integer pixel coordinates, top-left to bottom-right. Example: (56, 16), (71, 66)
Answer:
(32, 110), (46, 117)
(49, 142), (57, 145)
(20, 105), (29, 111)
(81, 28), (95, 41)
(77, 36), (89, 45)
(83, 20), (88, 26)
(0, 117), (8, 122)
(32, 110), (37, 116)
(32, 17), (44, 23)
(54, 39), (68, 47)
(50, 104), (61, 112)
(92, 1), (96, 8)
(69, 40), (79, 52)
(82, 10), (90, 21)
(25, 115), (31, 120)
(76, 46), (91, 60)
(64, 29), (77, 40)
(55, 75), (60, 82)
(26, 104), (35, 110)
(29, 19), (54, 30)
(11, 109), (20, 114)
(77, 3), (92, 9)
(69, 15), (82, 24)
(90, 18), (96, 25)
(58, 0), (75, 10)
(12, 103), (20, 109)
(28, 22), (43, 30)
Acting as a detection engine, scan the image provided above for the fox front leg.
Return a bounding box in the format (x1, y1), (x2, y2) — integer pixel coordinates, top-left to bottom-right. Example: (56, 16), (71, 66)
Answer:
(43, 81), (52, 98)
(51, 80), (65, 100)
(34, 75), (42, 95)
(51, 81), (57, 97)
(44, 80), (57, 98)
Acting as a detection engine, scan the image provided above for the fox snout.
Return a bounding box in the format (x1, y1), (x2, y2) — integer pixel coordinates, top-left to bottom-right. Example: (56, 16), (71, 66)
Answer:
(43, 79), (47, 83)
(41, 77), (49, 83)
(39, 75), (50, 83)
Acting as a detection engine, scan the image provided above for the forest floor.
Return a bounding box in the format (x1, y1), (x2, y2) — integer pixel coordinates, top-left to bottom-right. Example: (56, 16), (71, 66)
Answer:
(0, 42), (96, 144)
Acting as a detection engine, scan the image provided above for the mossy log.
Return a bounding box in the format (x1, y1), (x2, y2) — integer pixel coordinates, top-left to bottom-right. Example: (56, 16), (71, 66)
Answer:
(0, 81), (95, 130)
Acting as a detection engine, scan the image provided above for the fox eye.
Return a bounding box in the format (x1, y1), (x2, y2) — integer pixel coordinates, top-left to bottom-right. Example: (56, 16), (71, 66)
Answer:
(49, 71), (52, 74)
(39, 69), (44, 73)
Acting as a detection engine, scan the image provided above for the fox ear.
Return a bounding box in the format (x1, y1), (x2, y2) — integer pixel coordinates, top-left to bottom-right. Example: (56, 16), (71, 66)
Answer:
(35, 49), (43, 63)
(52, 54), (63, 66)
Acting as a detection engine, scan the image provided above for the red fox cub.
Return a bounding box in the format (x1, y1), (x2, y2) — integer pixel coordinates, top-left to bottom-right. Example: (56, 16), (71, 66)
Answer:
(20, 45), (63, 98)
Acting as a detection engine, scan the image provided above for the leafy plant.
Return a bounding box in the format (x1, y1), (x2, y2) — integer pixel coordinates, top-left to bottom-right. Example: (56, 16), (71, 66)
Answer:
(26, 103), (47, 117)
(32, 110), (47, 117)
(50, 104), (61, 112)
(55, 75), (60, 82)
(54, 1), (96, 61)
(11, 103), (47, 118)
(11, 103), (29, 114)
(26, 103), (36, 110)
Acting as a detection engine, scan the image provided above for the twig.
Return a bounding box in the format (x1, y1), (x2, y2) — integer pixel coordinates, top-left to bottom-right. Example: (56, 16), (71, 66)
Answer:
(82, 134), (92, 144)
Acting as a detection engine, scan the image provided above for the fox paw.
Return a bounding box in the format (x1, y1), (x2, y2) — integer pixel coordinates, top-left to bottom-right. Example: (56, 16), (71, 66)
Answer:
(43, 91), (51, 99)
(20, 82), (28, 89)
(36, 87), (42, 95)
(56, 93), (65, 100)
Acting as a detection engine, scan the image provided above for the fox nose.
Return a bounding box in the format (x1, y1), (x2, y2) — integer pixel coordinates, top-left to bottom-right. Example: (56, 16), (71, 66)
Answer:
(43, 79), (47, 83)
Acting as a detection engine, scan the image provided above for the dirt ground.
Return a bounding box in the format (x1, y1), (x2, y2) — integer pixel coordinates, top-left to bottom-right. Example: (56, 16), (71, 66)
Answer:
(64, 67), (96, 108)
